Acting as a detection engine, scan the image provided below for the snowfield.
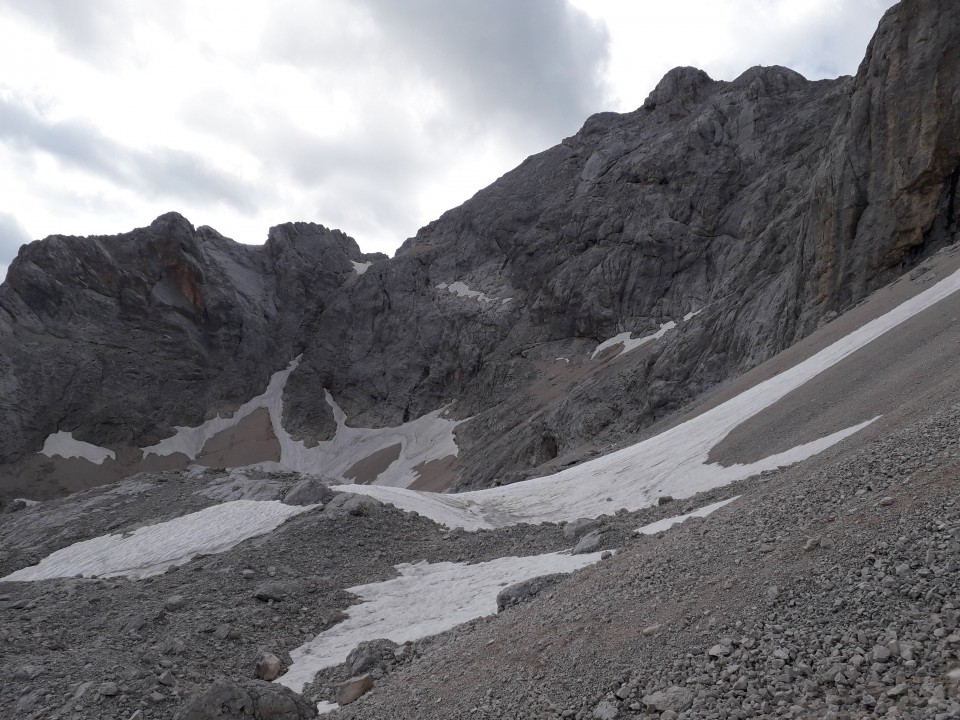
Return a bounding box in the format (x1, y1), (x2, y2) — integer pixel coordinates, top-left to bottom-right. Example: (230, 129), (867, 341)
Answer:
(141, 357), (461, 489)
(279, 550), (606, 694)
(0, 500), (313, 581)
(40, 430), (116, 464)
(336, 266), (960, 528)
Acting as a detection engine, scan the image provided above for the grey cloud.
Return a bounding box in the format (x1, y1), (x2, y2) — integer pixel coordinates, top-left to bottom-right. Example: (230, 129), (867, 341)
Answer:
(369, 0), (609, 140)
(263, 0), (610, 145)
(0, 96), (259, 213)
(180, 92), (441, 244)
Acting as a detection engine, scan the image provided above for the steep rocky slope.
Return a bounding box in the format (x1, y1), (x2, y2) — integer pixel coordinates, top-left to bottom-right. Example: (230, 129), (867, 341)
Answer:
(0, 216), (385, 500)
(1, 3), (960, 718)
(1, 0), (958, 505)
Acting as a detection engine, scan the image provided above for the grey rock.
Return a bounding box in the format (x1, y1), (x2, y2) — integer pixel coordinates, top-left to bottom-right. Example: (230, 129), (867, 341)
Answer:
(323, 494), (383, 517)
(255, 651), (283, 681)
(165, 595), (186, 611)
(346, 639), (399, 676)
(592, 700), (618, 719)
(562, 518), (600, 541)
(253, 581), (299, 602)
(642, 686), (695, 713)
(98, 681), (120, 696)
(282, 477), (334, 507)
(13, 664), (42, 680)
(173, 677), (316, 719)
(572, 530), (604, 554)
(4, 498), (27, 513)
(496, 574), (565, 612)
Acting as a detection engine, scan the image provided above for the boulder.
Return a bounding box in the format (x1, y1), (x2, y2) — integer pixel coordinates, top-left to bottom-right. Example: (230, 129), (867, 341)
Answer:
(572, 530), (604, 555)
(173, 677), (316, 720)
(562, 518), (600, 541)
(337, 674), (374, 705)
(255, 652), (283, 681)
(346, 639), (399, 675)
(282, 477), (334, 507)
(642, 686), (695, 713)
(497, 574), (565, 612)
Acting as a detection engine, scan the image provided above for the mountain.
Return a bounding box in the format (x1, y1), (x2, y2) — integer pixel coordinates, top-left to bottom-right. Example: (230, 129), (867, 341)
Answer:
(1, 1), (959, 719)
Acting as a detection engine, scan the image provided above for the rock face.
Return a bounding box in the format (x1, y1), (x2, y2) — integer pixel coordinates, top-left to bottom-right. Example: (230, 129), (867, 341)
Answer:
(0, 215), (385, 501)
(1, 0), (958, 502)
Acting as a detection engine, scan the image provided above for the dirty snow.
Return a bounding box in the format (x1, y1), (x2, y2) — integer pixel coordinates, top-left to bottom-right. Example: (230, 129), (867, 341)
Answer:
(1, 500), (313, 581)
(337, 266), (960, 528)
(277, 391), (461, 489)
(591, 321), (676, 360)
(278, 550), (606, 693)
(437, 281), (509, 304)
(141, 357), (461, 489)
(316, 701), (340, 714)
(351, 261), (372, 275)
(40, 431), (116, 464)
(636, 497), (740, 535)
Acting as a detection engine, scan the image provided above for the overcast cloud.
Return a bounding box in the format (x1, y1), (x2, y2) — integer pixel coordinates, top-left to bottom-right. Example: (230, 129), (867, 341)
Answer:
(0, 0), (894, 281)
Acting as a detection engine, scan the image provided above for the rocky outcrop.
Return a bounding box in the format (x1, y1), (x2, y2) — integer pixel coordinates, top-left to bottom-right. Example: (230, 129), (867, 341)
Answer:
(290, 0), (959, 490)
(0, 0), (957, 501)
(0, 214), (384, 500)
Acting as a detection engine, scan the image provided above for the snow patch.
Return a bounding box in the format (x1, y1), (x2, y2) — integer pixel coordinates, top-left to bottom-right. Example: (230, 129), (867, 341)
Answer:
(437, 281), (509, 305)
(278, 550), (605, 693)
(316, 701), (339, 714)
(142, 356), (461, 489)
(40, 431), (116, 464)
(636, 497), (740, 535)
(591, 320), (676, 360)
(1, 500), (313, 581)
(351, 260), (372, 275)
(336, 266), (960, 528)
(11, 498), (41, 507)
(683, 309), (702, 321)
(276, 391), (461, 488)
(140, 363), (297, 460)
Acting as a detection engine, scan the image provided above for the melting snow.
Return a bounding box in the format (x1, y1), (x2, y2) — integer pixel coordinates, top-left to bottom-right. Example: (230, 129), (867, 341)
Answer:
(279, 391), (460, 488)
(1, 500), (313, 581)
(316, 701), (339, 714)
(437, 281), (509, 304)
(591, 320), (676, 360)
(141, 357), (460, 489)
(40, 431), (116, 464)
(278, 550), (605, 693)
(636, 497), (740, 535)
(336, 267), (960, 528)
(351, 260), (372, 275)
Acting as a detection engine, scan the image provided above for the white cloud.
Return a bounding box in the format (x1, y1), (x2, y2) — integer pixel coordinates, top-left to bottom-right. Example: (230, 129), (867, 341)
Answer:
(0, 1), (893, 278)
(570, 0), (892, 112)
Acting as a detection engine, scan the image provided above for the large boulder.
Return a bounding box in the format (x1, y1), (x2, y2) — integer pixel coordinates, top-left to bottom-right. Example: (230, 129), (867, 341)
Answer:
(173, 677), (316, 720)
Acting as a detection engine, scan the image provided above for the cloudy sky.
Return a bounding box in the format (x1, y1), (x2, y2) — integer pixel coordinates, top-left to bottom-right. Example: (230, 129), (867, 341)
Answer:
(0, 0), (893, 280)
